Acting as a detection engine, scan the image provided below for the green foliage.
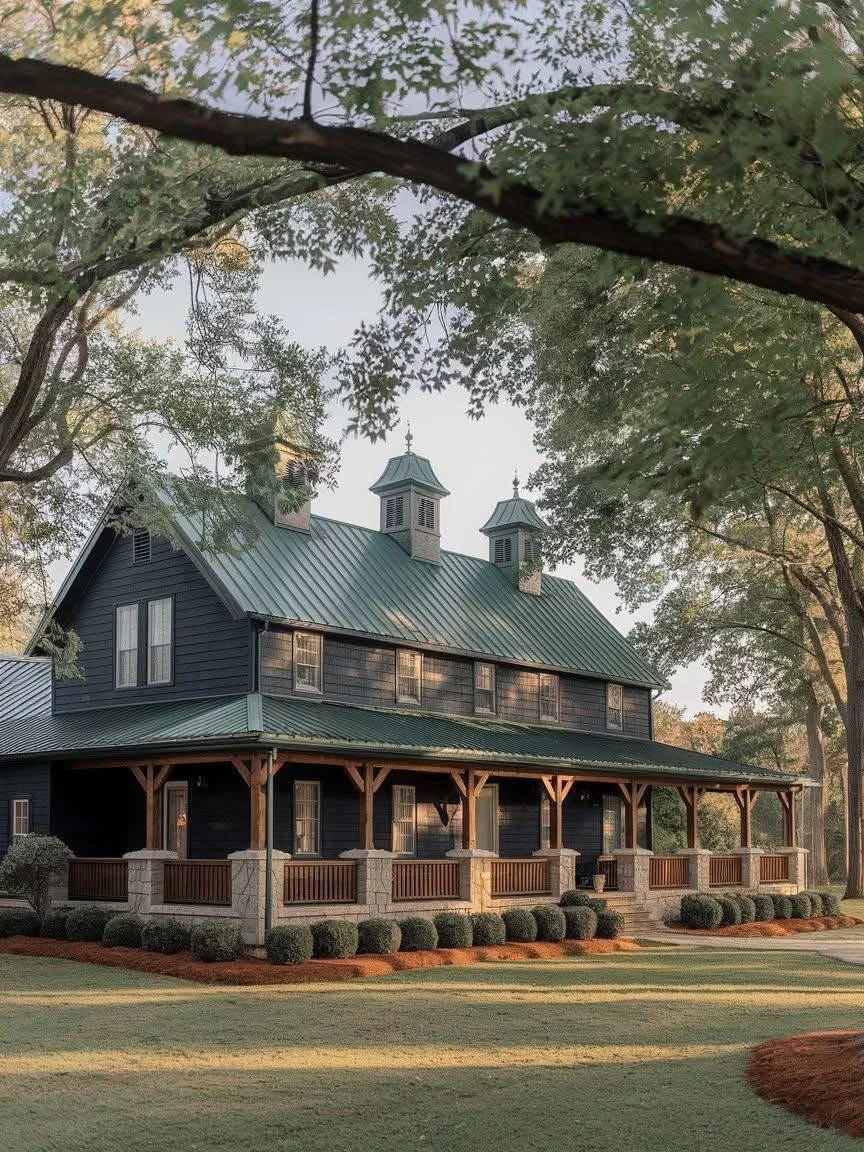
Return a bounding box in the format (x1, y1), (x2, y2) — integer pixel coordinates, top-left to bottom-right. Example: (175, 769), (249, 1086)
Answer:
(0, 836), (73, 919)
(141, 917), (191, 955)
(803, 891), (825, 915)
(40, 906), (71, 939)
(433, 913), (473, 949)
(397, 917), (438, 952)
(357, 918), (401, 956)
(561, 890), (607, 914)
(819, 890), (841, 915)
(102, 913), (144, 948)
(190, 919), (245, 962)
(736, 895), (757, 924)
(717, 897), (741, 927)
(680, 894), (722, 930)
(772, 895), (794, 919)
(502, 908), (538, 943)
(0, 906), (40, 937)
(564, 906), (598, 940)
(310, 919), (359, 960)
(532, 905), (566, 942)
(595, 910), (626, 940)
(265, 925), (314, 966)
(789, 894), (813, 919)
(751, 894), (776, 922)
(66, 904), (115, 942)
(469, 912), (506, 946)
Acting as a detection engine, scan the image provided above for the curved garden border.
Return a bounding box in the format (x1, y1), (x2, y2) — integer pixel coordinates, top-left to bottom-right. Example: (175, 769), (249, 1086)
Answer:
(677, 915), (860, 938)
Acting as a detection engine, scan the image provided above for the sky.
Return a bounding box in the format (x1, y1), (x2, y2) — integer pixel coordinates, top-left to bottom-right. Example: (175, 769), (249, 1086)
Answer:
(132, 253), (711, 715)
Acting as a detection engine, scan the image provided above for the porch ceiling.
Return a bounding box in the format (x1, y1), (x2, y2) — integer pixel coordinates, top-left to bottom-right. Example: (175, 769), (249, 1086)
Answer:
(0, 691), (797, 788)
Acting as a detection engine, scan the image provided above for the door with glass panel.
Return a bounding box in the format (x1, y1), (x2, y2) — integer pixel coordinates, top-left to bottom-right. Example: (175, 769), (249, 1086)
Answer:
(163, 781), (188, 857)
(476, 784), (499, 853)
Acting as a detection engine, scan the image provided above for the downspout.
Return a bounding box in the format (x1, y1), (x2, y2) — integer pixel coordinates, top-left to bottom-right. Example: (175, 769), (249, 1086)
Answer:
(264, 746), (276, 934)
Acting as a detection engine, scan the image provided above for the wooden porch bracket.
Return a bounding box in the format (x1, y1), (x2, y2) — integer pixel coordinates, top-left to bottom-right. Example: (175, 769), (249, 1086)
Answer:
(447, 768), (491, 850)
(733, 786), (758, 849)
(676, 785), (705, 850)
(128, 763), (172, 850)
(231, 757), (251, 787)
(617, 781), (648, 850)
(343, 762), (392, 850)
(540, 775), (575, 849)
(778, 787), (800, 847)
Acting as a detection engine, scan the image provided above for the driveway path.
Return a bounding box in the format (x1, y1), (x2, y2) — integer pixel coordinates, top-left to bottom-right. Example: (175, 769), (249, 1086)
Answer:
(640, 923), (864, 966)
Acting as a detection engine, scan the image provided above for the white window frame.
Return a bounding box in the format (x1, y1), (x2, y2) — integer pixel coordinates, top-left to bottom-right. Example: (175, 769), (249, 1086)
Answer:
(293, 631), (323, 694)
(540, 791), (551, 849)
(602, 793), (625, 853)
(474, 662), (496, 715)
(12, 798), (29, 841)
(606, 683), (624, 731)
(147, 596), (173, 686)
(391, 784), (416, 855)
(539, 672), (560, 722)
(396, 648), (422, 705)
(115, 603), (139, 689)
(476, 783), (499, 854)
(293, 779), (321, 855)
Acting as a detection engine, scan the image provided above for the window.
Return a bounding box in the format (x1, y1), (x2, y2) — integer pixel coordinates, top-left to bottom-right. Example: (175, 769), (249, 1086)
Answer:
(602, 794), (624, 853)
(294, 631), (322, 693)
(540, 791), (551, 849)
(396, 649), (422, 704)
(474, 662), (496, 714)
(539, 672), (559, 721)
(606, 683), (624, 731)
(132, 528), (151, 564)
(12, 799), (29, 841)
(417, 497), (435, 530)
(493, 536), (512, 564)
(391, 784), (416, 855)
(293, 780), (321, 854)
(385, 495), (404, 529)
(147, 597), (173, 685)
(115, 603), (138, 688)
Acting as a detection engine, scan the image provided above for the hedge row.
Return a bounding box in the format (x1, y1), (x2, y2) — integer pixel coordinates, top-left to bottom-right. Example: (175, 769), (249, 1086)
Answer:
(679, 889), (841, 929)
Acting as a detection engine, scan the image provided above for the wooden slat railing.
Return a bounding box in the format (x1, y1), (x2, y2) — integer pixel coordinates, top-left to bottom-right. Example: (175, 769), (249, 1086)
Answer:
(163, 860), (231, 906)
(649, 855), (690, 889)
(392, 859), (461, 902)
(709, 855), (743, 888)
(68, 858), (128, 902)
(283, 860), (357, 904)
(597, 856), (618, 891)
(491, 858), (551, 898)
(759, 854), (790, 884)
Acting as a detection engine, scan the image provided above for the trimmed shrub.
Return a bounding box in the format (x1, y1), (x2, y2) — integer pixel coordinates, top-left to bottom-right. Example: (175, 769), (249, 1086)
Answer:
(751, 894), (775, 922)
(433, 913), (473, 949)
(0, 835), (73, 920)
(803, 891), (824, 916)
(66, 903), (114, 942)
(561, 890), (607, 914)
(680, 894), (722, 930)
(310, 919), (359, 960)
(40, 906), (71, 939)
(502, 907), (537, 943)
(103, 913), (144, 948)
(470, 912), (506, 946)
(790, 893), (812, 919)
(265, 925), (314, 966)
(142, 917), (191, 955)
(358, 918), (401, 955)
(772, 894), (793, 919)
(398, 917), (438, 952)
(717, 896), (741, 927)
(0, 906), (40, 937)
(564, 906), (598, 940)
(533, 905), (566, 942)
(190, 919), (244, 962)
(820, 890), (841, 916)
(737, 894), (757, 924)
(596, 909), (626, 939)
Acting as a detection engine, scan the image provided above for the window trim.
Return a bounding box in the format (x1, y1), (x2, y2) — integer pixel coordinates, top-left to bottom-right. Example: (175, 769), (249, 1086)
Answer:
(396, 648), (422, 705)
(114, 602), (139, 689)
(538, 672), (560, 723)
(146, 595), (174, 686)
(606, 682), (624, 731)
(391, 784), (417, 856)
(293, 778), (321, 856)
(473, 661), (496, 715)
(293, 630), (323, 695)
(12, 798), (30, 841)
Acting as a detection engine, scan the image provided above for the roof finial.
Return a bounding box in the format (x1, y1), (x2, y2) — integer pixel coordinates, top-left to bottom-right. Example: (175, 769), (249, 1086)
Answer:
(405, 422), (413, 455)
(513, 471), (520, 498)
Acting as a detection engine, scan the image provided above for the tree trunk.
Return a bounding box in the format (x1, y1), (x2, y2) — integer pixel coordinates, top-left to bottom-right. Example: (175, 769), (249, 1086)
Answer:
(803, 683), (829, 886)
(843, 639), (864, 898)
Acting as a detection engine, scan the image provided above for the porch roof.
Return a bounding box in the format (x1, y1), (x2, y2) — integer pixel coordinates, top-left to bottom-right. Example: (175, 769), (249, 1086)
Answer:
(0, 692), (796, 788)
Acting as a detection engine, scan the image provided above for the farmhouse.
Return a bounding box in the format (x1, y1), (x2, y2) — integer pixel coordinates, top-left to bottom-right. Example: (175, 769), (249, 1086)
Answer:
(0, 439), (804, 942)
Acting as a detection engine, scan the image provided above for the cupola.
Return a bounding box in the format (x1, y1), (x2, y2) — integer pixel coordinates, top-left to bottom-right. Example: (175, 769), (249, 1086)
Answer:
(370, 429), (449, 563)
(481, 475), (547, 594)
(248, 412), (317, 531)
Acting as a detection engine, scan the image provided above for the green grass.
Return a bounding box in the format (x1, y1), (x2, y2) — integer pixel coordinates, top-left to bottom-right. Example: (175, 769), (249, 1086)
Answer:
(1, 949), (863, 1151)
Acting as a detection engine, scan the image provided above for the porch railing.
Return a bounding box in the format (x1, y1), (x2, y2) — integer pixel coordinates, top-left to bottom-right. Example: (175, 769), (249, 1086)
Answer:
(491, 858), (551, 898)
(649, 855), (690, 889)
(283, 860), (357, 904)
(759, 854), (790, 884)
(68, 858), (128, 902)
(163, 860), (231, 906)
(709, 855), (743, 888)
(392, 859), (461, 902)
(597, 856), (618, 891)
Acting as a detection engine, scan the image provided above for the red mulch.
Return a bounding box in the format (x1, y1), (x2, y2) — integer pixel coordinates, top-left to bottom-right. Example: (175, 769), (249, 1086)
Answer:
(0, 935), (639, 985)
(748, 1031), (864, 1138)
(677, 915), (861, 938)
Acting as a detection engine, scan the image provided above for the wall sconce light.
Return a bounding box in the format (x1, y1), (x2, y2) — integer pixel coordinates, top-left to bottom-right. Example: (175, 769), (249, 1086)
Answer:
(195, 775), (208, 790)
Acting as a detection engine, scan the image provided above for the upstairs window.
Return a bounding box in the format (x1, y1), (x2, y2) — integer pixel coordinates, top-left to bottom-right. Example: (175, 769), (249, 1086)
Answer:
(606, 683), (624, 731)
(294, 631), (322, 693)
(391, 784), (416, 855)
(474, 662), (496, 714)
(396, 649), (422, 704)
(132, 528), (151, 564)
(539, 672), (559, 721)
(147, 597), (173, 685)
(493, 536), (512, 564)
(115, 604), (139, 688)
(417, 497), (435, 530)
(12, 798), (29, 841)
(385, 495), (404, 529)
(293, 779), (321, 854)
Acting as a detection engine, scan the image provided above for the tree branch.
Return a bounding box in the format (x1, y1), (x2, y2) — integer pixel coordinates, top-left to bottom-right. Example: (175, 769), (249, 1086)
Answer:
(303, 0), (319, 120)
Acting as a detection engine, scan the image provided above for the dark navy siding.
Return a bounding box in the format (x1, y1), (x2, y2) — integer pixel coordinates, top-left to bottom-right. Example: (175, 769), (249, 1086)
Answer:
(53, 531), (251, 711)
(274, 765), (361, 856)
(169, 764), (251, 859)
(0, 764), (51, 855)
(52, 766), (143, 857)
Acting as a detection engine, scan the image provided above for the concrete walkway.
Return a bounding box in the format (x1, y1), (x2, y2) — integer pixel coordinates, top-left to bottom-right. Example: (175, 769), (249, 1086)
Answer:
(640, 923), (864, 966)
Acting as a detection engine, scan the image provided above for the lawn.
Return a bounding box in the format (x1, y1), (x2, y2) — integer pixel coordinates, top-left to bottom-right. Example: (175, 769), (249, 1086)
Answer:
(1, 948), (863, 1152)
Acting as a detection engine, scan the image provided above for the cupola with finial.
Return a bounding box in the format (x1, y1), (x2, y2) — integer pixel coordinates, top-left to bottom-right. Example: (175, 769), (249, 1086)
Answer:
(370, 427), (449, 563)
(247, 411), (318, 531)
(480, 474), (547, 594)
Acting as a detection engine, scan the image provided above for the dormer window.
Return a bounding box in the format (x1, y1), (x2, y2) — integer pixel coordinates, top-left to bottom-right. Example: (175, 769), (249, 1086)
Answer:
(474, 662), (496, 714)
(132, 528), (151, 564)
(294, 631), (322, 693)
(606, 683), (624, 731)
(539, 673), (559, 722)
(417, 497), (435, 530)
(493, 536), (512, 564)
(385, 495), (404, 529)
(396, 648), (422, 704)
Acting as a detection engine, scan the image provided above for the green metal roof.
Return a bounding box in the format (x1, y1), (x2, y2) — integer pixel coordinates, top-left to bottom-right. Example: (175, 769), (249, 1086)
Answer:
(369, 452), (449, 496)
(480, 496), (547, 534)
(0, 656), (52, 719)
(0, 692), (796, 786)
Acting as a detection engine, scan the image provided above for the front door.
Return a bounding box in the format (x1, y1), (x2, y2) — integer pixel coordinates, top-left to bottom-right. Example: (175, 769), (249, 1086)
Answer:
(476, 784), (499, 853)
(163, 781), (189, 858)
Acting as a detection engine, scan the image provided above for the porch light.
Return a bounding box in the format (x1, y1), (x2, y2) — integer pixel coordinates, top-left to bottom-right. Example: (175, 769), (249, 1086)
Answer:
(195, 775), (208, 790)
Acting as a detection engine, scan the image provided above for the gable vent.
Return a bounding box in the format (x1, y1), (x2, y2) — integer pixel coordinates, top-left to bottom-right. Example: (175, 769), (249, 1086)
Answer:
(418, 497), (435, 529)
(132, 528), (151, 565)
(385, 495), (404, 529)
(493, 536), (512, 565)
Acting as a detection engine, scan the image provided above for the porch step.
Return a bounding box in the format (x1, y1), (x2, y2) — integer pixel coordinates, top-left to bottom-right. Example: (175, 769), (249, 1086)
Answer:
(601, 893), (669, 934)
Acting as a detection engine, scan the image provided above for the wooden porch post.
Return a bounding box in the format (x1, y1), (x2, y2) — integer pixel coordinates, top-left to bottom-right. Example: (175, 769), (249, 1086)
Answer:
(231, 757), (266, 850)
(345, 762), (391, 850)
(130, 763), (171, 850)
(677, 785), (703, 850)
(617, 781), (647, 849)
(734, 786), (757, 849)
(449, 768), (489, 850)
(779, 788), (797, 847)
(541, 776), (575, 849)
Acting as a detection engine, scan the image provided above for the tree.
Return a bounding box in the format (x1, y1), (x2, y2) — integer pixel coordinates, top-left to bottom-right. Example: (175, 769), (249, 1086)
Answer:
(0, 834), (72, 920)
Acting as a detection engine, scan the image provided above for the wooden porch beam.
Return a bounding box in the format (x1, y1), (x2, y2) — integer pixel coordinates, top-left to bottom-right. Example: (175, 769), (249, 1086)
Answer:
(343, 762), (365, 793)
(129, 764), (148, 791)
(449, 770), (467, 798)
(249, 755), (266, 851)
(231, 757), (251, 787)
(372, 766), (392, 793)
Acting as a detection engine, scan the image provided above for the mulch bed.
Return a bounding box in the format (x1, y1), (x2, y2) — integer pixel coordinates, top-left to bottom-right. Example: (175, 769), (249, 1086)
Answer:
(748, 1031), (864, 1138)
(0, 935), (639, 985)
(676, 915), (861, 938)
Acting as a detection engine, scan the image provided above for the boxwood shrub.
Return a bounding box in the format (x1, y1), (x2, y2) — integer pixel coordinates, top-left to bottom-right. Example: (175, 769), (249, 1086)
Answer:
(358, 918), (401, 955)
(502, 907), (537, 943)
(820, 890), (841, 916)
(789, 893), (812, 919)
(265, 925), (314, 966)
(717, 896), (742, 927)
(772, 894), (793, 919)
(680, 894), (722, 930)
(736, 894), (757, 924)
(433, 913), (473, 949)
(596, 909), (626, 939)
(66, 904), (115, 942)
(310, 919), (359, 960)
(190, 919), (245, 962)
(141, 917), (191, 955)
(751, 894), (775, 922)
(103, 913), (145, 948)
(398, 917), (438, 952)
(803, 891), (824, 916)
(0, 907), (40, 937)
(533, 905), (566, 942)
(470, 912), (506, 946)
(564, 906), (597, 940)
(40, 906), (71, 939)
